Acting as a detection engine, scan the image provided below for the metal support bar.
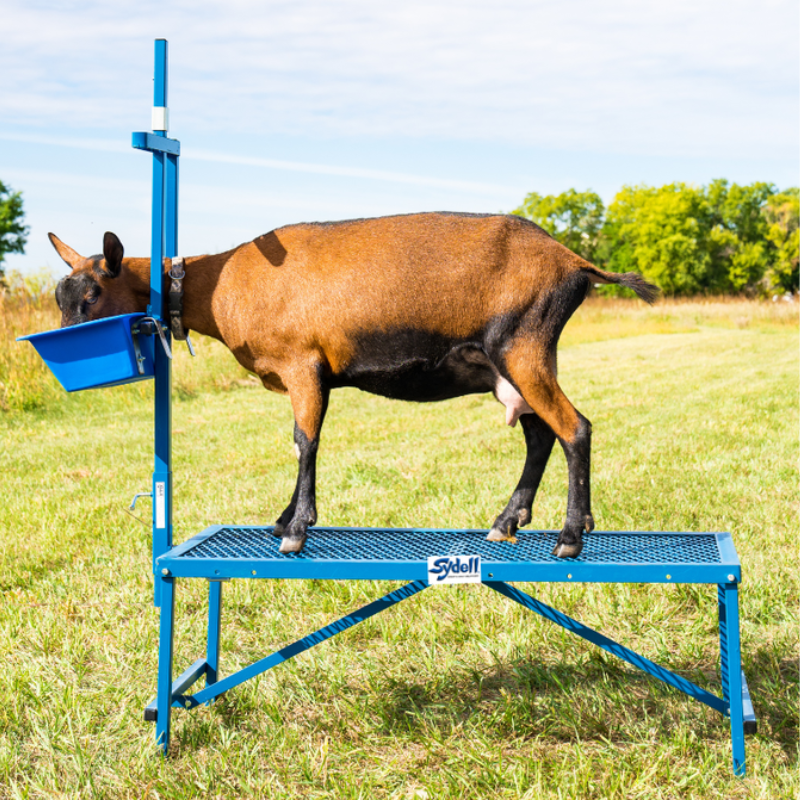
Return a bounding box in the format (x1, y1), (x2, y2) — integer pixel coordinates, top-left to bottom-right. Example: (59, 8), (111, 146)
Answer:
(136, 39), (178, 608)
(181, 580), (428, 709)
(155, 576), (176, 753)
(485, 581), (728, 715)
(132, 132), (180, 155)
(145, 657), (209, 721)
(206, 581), (223, 688)
(165, 154), (179, 258)
(742, 670), (757, 735)
(719, 582), (746, 775)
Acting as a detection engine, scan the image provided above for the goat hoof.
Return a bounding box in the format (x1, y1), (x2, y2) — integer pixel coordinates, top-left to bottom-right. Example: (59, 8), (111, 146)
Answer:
(270, 523), (284, 539)
(486, 527), (507, 542)
(279, 535), (307, 554)
(486, 526), (518, 543)
(551, 541), (582, 559)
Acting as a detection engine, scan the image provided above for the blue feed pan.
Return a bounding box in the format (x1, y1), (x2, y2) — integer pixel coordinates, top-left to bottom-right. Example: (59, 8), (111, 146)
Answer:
(17, 313), (155, 392)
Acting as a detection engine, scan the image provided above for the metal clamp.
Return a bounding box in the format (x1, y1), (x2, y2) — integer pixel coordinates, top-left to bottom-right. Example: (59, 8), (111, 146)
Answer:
(131, 327), (146, 375)
(133, 316), (173, 359)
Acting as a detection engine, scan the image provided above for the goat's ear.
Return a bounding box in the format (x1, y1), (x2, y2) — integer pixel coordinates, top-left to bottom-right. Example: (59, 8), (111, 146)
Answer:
(102, 232), (124, 278)
(48, 233), (83, 270)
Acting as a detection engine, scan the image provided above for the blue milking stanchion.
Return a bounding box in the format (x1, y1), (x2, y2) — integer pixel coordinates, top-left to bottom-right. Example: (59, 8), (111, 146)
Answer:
(126, 39), (754, 772)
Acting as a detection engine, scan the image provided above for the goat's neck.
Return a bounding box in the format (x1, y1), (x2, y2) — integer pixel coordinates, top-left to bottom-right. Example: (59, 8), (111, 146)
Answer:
(125, 254), (226, 341)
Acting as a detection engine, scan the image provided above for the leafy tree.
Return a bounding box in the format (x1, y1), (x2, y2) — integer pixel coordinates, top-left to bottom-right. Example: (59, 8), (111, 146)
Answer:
(599, 183), (715, 295)
(762, 188), (800, 293)
(0, 180), (28, 280)
(512, 180), (798, 297)
(706, 180), (776, 291)
(512, 188), (605, 262)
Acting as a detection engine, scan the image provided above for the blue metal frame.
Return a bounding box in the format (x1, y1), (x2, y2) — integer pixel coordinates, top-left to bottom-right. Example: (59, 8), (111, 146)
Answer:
(131, 39), (754, 776)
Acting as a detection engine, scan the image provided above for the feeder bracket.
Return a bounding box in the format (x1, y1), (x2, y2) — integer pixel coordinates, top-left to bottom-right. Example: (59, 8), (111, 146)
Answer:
(133, 317), (173, 360)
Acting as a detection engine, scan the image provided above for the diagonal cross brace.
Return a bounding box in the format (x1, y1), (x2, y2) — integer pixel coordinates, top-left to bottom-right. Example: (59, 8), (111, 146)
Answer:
(179, 580), (428, 709)
(485, 580), (728, 716)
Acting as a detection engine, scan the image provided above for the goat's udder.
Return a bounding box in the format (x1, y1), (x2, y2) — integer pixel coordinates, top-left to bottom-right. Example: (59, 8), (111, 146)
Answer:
(495, 376), (534, 427)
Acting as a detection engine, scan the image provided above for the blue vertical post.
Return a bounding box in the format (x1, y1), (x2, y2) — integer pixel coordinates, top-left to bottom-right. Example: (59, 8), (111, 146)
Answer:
(132, 36), (182, 755)
(155, 576), (176, 754)
(151, 38), (173, 607)
(719, 582), (746, 776)
(148, 38), (177, 757)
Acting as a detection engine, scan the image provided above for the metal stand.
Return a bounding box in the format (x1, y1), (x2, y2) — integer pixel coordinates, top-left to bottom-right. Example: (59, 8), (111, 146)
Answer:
(132, 40), (755, 775)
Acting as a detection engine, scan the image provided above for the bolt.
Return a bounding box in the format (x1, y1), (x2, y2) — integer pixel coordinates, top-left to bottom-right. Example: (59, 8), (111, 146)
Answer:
(727, 574), (736, 582)
(251, 570), (257, 576)
(666, 574), (671, 580)
(567, 574), (572, 579)
(161, 568), (169, 576)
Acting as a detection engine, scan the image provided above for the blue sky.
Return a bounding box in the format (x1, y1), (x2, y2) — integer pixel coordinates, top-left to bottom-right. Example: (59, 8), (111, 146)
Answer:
(1, 0), (798, 275)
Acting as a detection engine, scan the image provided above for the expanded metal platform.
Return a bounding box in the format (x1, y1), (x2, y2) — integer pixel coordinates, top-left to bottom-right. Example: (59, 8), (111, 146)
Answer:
(151, 525), (756, 775)
(158, 526), (740, 584)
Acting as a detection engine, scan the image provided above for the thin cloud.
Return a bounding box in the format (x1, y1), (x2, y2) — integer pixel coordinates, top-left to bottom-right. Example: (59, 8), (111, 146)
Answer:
(0, 0), (796, 157)
(0, 132), (521, 194)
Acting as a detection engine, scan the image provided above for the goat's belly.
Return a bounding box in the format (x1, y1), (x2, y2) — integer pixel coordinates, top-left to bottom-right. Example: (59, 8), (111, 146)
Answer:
(330, 336), (497, 402)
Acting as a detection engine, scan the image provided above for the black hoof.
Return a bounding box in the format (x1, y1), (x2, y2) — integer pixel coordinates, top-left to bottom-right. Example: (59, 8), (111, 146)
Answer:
(270, 523), (284, 539)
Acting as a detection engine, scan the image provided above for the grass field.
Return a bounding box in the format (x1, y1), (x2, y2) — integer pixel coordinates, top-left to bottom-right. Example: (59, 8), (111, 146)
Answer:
(0, 293), (797, 799)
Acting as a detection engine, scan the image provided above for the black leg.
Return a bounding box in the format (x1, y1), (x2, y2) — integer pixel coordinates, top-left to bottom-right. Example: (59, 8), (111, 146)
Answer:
(488, 413), (556, 542)
(278, 371), (329, 554)
(552, 413), (593, 558)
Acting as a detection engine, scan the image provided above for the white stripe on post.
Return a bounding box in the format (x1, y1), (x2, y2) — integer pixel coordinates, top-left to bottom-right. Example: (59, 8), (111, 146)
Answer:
(152, 107), (169, 132)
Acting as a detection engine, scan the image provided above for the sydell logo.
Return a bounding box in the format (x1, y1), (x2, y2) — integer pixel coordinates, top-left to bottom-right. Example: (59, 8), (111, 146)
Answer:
(427, 555), (481, 585)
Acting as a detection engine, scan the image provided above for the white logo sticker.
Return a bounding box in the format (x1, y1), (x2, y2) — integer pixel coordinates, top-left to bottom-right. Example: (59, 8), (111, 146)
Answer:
(155, 482), (166, 529)
(427, 555), (481, 585)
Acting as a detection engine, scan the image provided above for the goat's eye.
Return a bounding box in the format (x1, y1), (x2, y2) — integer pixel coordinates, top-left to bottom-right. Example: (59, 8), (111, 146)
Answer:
(86, 294), (99, 305)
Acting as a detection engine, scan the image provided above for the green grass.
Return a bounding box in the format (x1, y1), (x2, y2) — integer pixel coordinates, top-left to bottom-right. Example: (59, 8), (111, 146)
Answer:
(0, 298), (797, 798)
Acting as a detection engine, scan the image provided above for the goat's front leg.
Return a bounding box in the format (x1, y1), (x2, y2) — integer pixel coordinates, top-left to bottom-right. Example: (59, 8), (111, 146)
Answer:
(277, 367), (329, 555)
(487, 413), (556, 542)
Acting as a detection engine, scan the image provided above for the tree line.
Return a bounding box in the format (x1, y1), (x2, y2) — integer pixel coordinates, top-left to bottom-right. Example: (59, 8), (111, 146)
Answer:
(513, 181), (799, 296)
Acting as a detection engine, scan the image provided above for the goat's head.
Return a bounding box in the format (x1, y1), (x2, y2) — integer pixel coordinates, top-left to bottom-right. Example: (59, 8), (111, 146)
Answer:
(50, 232), (145, 327)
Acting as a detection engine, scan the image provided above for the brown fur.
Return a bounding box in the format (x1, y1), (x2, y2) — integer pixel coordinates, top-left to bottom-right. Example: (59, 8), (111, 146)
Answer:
(50, 212), (658, 556)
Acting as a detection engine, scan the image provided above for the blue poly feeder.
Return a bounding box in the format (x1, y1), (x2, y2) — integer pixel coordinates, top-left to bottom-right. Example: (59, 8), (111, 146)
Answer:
(17, 313), (156, 392)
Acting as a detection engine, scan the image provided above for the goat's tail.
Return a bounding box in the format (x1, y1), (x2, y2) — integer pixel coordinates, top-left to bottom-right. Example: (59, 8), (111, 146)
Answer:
(581, 264), (660, 304)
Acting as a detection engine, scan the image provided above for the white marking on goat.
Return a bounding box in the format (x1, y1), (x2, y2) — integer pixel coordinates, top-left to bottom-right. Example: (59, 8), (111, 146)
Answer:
(294, 443), (301, 460)
(495, 376), (534, 427)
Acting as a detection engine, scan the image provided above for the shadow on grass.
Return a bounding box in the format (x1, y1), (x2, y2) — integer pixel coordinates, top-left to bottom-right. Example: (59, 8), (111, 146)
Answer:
(352, 654), (780, 747)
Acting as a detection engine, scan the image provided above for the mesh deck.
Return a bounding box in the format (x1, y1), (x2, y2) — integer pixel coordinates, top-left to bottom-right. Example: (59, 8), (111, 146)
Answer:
(178, 527), (723, 565)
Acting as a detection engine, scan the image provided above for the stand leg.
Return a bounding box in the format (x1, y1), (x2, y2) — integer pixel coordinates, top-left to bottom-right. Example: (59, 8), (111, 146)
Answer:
(206, 580), (223, 688)
(156, 576), (176, 755)
(719, 582), (745, 776)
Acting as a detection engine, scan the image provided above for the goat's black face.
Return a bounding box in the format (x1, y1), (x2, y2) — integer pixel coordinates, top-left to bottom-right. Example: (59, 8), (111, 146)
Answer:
(55, 270), (102, 326)
(49, 231), (125, 327)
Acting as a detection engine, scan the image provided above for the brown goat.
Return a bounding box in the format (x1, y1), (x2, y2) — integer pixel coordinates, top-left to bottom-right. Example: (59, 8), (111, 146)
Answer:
(50, 212), (657, 557)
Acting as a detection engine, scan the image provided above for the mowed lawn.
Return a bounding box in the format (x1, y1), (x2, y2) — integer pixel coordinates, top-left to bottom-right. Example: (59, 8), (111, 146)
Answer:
(0, 297), (797, 799)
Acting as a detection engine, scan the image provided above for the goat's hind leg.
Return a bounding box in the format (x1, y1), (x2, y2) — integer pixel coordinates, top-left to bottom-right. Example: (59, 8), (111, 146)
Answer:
(504, 345), (594, 559)
(487, 413), (555, 542)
